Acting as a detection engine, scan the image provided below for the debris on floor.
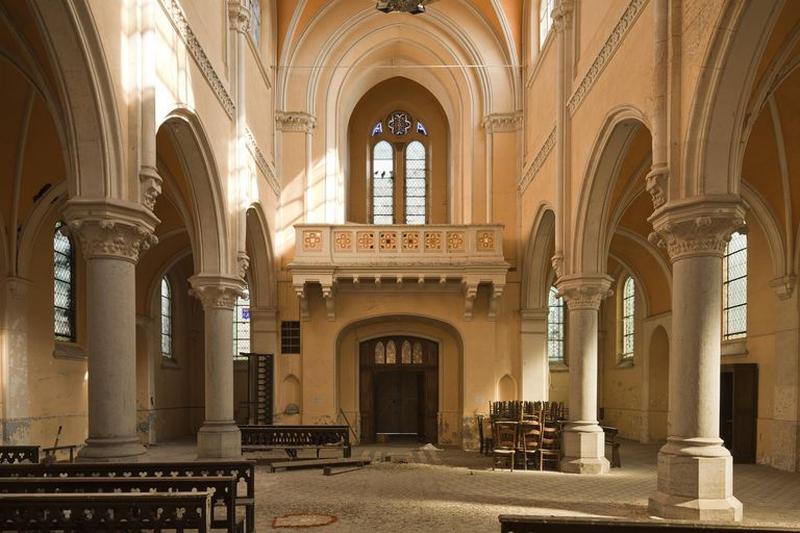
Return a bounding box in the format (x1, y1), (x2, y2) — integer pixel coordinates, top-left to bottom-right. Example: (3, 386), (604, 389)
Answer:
(419, 443), (442, 451)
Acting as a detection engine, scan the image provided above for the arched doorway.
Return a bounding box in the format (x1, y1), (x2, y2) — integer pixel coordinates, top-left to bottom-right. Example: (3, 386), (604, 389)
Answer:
(359, 336), (438, 444)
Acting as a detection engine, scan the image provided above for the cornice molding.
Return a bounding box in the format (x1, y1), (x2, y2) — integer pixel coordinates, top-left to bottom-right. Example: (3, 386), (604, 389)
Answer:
(567, 0), (648, 115)
(245, 127), (280, 196)
(482, 111), (522, 133)
(275, 111), (317, 133)
(519, 127), (556, 193)
(159, 0), (235, 119)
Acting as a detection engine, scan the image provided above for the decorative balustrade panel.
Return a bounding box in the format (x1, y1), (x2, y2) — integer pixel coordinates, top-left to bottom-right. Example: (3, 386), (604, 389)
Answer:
(0, 446), (39, 464)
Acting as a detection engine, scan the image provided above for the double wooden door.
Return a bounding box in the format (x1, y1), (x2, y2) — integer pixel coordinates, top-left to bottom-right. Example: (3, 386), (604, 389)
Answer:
(359, 336), (438, 443)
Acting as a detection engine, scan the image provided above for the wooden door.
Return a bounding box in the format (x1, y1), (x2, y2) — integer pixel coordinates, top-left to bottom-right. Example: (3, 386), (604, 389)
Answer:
(720, 364), (758, 463)
(359, 336), (438, 443)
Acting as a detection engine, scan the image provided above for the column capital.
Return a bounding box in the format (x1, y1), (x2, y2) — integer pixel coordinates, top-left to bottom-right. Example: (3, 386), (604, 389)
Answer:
(556, 273), (613, 311)
(552, 0), (575, 32)
(275, 111), (316, 133)
(189, 274), (245, 310)
(227, 0), (251, 34)
(648, 197), (746, 262)
(63, 199), (159, 263)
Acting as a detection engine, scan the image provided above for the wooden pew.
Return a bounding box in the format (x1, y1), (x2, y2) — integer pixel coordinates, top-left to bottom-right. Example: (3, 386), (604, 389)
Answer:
(0, 492), (211, 531)
(0, 446), (39, 464)
(498, 515), (799, 533)
(0, 475), (243, 532)
(0, 460), (256, 533)
(240, 425), (352, 458)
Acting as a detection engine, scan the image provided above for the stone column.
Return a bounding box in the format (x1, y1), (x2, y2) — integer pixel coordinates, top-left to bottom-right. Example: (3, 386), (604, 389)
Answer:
(65, 202), (158, 461)
(648, 200), (745, 521)
(190, 274), (245, 458)
(520, 308), (549, 401)
(769, 278), (798, 472)
(556, 274), (612, 474)
(1, 277), (31, 443)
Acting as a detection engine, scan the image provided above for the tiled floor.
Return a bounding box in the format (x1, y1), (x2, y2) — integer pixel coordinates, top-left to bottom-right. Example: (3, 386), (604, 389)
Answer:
(144, 439), (800, 532)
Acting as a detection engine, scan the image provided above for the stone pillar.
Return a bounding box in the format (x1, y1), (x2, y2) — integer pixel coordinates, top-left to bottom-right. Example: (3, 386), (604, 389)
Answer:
(65, 202), (158, 461)
(190, 274), (245, 458)
(769, 278), (798, 472)
(520, 308), (549, 401)
(1, 277), (31, 443)
(556, 274), (612, 474)
(648, 200), (745, 521)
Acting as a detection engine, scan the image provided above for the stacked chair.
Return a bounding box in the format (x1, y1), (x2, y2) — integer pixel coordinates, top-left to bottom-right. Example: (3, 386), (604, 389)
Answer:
(483, 400), (568, 471)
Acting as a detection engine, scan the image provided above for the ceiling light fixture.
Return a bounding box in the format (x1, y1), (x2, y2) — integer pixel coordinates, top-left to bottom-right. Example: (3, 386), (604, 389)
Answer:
(376, 0), (427, 15)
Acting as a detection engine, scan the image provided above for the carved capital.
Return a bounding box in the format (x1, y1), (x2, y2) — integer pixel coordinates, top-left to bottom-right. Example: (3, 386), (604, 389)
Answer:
(556, 274), (613, 311)
(227, 0), (251, 34)
(237, 251), (250, 280)
(552, 0), (574, 32)
(550, 252), (564, 279)
(482, 112), (522, 133)
(189, 274), (245, 310)
(63, 200), (159, 263)
(645, 164), (668, 210)
(770, 275), (797, 300)
(648, 199), (746, 262)
(275, 111), (316, 133)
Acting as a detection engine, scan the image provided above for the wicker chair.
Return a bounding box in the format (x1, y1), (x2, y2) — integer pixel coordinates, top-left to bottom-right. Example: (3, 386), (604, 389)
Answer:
(492, 421), (518, 471)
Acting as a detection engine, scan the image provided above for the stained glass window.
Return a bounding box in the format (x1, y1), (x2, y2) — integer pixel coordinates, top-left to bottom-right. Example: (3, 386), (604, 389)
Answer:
(54, 222), (76, 342)
(539, 0), (554, 49)
(247, 0), (261, 45)
(375, 342), (386, 364)
(547, 286), (564, 364)
(412, 342), (423, 364)
(401, 340), (412, 364)
(371, 121), (383, 136)
(723, 231), (747, 340)
(372, 141), (394, 224)
(281, 321), (301, 354)
(416, 122), (428, 136)
(387, 110), (412, 135)
(404, 141), (426, 224)
(386, 340), (397, 364)
(233, 287), (250, 359)
(160, 277), (173, 358)
(622, 276), (635, 361)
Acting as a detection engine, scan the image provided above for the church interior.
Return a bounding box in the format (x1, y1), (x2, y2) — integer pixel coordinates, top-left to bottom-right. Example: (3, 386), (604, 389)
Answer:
(0, 0), (799, 530)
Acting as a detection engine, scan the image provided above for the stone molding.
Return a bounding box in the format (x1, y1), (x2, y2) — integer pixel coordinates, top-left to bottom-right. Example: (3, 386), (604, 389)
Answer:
(227, 0), (251, 34)
(275, 111), (317, 133)
(519, 127), (556, 192)
(245, 127), (280, 195)
(567, 0), (648, 115)
(648, 199), (746, 262)
(556, 274), (613, 311)
(645, 163), (669, 209)
(63, 200), (159, 263)
(770, 275), (797, 300)
(481, 112), (522, 133)
(189, 274), (246, 310)
(159, 0), (235, 119)
(139, 166), (163, 211)
(552, 0), (574, 32)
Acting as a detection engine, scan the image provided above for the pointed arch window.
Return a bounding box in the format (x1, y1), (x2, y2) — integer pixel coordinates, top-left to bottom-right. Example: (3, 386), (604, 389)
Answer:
(233, 287), (251, 359)
(621, 276), (635, 361)
(723, 231), (747, 340)
(247, 0), (261, 45)
(539, 0), (555, 49)
(54, 222), (76, 342)
(370, 110), (429, 224)
(547, 286), (565, 364)
(160, 277), (173, 358)
(405, 141), (427, 224)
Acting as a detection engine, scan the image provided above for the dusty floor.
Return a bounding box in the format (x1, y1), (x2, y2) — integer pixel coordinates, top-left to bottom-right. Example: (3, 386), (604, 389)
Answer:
(144, 440), (800, 532)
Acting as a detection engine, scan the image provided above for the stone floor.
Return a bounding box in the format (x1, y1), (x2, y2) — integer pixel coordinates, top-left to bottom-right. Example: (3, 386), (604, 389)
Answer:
(144, 439), (800, 532)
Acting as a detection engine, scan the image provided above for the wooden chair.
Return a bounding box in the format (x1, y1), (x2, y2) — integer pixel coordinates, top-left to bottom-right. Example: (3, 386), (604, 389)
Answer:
(492, 421), (518, 471)
(539, 420), (561, 471)
(476, 415), (493, 456)
(519, 417), (542, 470)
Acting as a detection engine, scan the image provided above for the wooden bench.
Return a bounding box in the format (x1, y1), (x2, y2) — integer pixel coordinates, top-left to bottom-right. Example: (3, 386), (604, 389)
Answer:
(240, 425), (352, 459)
(0, 445), (39, 464)
(498, 515), (799, 533)
(0, 459), (256, 533)
(0, 492), (211, 531)
(0, 475), (243, 532)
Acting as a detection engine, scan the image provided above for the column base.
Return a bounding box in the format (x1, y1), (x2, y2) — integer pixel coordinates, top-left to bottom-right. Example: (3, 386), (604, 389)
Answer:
(648, 438), (743, 521)
(76, 436), (146, 462)
(560, 424), (609, 475)
(197, 421), (241, 459)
